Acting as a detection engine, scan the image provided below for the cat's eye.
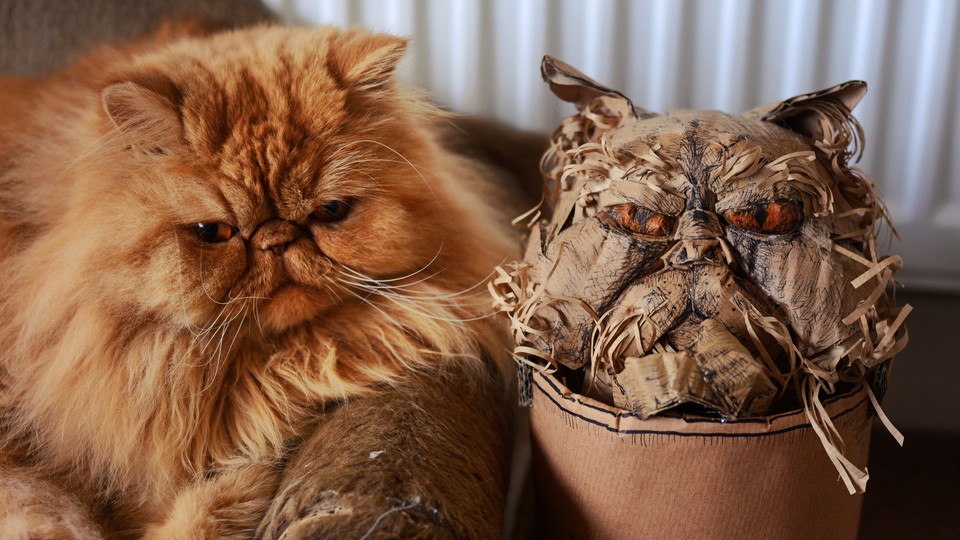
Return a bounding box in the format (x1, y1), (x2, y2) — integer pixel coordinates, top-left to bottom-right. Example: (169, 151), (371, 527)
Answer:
(193, 222), (236, 243)
(606, 204), (676, 237)
(723, 200), (802, 234)
(313, 199), (352, 223)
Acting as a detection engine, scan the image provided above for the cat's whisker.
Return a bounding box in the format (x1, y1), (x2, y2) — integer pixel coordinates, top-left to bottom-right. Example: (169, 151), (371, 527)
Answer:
(333, 257), (507, 310)
(324, 287), (342, 306)
(337, 256), (506, 301)
(334, 275), (494, 325)
(200, 303), (244, 358)
(334, 273), (491, 302)
(333, 258), (508, 303)
(197, 249), (229, 307)
(404, 261), (511, 300)
(333, 279), (479, 310)
(223, 293), (270, 303)
(343, 139), (445, 213)
(180, 305), (230, 367)
(335, 156), (455, 195)
(323, 148), (389, 195)
(336, 141), (447, 185)
(352, 170), (389, 193)
(337, 240), (446, 285)
(216, 303), (246, 348)
(252, 299), (265, 338)
(334, 265), (444, 291)
(197, 301), (248, 396)
(373, 293), (495, 324)
(333, 258), (513, 324)
(332, 272), (449, 298)
(198, 318), (229, 360)
(198, 303), (233, 343)
(222, 307), (249, 368)
(174, 227), (268, 343)
(330, 282), (411, 336)
(199, 249), (274, 307)
(177, 301), (237, 371)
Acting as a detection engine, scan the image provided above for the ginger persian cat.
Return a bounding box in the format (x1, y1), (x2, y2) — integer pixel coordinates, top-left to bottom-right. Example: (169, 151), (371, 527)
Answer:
(0, 24), (520, 539)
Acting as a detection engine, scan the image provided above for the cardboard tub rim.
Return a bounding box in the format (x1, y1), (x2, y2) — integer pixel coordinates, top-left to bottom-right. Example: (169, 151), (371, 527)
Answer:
(533, 370), (870, 438)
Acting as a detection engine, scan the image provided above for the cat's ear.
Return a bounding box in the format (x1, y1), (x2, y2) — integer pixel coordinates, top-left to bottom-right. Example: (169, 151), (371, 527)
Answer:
(101, 73), (184, 153)
(744, 81), (866, 142)
(329, 31), (408, 92)
(541, 55), (635, 118)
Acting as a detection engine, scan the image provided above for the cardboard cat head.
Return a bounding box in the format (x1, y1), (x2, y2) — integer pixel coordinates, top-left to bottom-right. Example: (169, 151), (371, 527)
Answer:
(493, 56), (908, 425)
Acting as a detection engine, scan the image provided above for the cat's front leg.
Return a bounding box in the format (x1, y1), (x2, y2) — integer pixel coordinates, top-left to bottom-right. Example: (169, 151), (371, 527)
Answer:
(143, 461), (281, 540)
(260, 359), (509, 540)
(0, 463), (104, 540)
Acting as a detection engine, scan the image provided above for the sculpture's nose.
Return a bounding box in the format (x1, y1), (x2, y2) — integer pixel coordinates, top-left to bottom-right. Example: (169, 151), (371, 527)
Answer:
(667, 210), (724, 266)
(252, 219), (302, 256)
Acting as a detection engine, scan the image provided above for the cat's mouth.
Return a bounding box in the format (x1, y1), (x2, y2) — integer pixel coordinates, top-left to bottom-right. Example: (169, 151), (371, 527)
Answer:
(270, 279), (307, 298)
(242, 244), (339, 333)
(259, 280), (328, 333)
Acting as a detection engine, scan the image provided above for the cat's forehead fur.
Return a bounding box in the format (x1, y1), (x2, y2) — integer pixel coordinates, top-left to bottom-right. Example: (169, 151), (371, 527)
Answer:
(133, 26), (354, 130)
(108, 26), (410, 224)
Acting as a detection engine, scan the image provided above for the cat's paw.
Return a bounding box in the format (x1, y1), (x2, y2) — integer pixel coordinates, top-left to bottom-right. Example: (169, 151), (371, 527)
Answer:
(0, 475), (103, 540)
(260, 490), (455, 540)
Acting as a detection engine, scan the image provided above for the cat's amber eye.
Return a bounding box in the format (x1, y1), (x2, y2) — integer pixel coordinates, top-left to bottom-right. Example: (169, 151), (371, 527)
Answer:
(313, 199), (352, 224)
(194, 222), (236, 243)
(723, 200), (803, 234)
(607, 204), (676, 237)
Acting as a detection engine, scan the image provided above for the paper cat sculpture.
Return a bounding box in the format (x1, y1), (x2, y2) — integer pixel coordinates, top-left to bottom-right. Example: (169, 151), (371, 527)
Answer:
(493, 56), (909, 433)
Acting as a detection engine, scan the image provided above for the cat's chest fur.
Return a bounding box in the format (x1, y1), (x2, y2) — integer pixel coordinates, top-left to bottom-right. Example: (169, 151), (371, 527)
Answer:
(3, 304), (368, 502)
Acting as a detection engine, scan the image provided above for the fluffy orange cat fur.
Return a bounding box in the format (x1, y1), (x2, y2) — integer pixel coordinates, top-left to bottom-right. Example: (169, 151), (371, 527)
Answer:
(0, 23), (519, 538)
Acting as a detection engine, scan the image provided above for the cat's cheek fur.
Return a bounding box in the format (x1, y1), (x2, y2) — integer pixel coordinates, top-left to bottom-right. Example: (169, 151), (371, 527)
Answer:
(312, 203), (441, 278)
(137, 238), (248, 324)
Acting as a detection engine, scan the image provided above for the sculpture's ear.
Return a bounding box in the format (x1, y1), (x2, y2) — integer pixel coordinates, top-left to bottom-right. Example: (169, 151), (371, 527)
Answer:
(541, 55), (635, 117)
(744, 80), (867, 142)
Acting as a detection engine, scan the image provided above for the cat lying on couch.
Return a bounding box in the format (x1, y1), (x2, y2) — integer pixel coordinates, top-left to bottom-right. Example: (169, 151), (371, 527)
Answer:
(0, 18), (540, 539)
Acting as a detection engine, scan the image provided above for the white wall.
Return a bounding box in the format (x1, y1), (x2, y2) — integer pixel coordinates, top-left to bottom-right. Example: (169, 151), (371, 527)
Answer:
(264, 0), (960, 293)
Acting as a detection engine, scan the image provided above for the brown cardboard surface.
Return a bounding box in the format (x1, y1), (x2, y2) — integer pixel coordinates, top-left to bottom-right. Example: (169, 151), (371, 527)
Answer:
(531, 371), (870, 540)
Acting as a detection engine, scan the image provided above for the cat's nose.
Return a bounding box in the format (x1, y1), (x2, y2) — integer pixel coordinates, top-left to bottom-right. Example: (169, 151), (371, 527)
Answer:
(667, 210), (724, 266)
(252, 219), (301, 255)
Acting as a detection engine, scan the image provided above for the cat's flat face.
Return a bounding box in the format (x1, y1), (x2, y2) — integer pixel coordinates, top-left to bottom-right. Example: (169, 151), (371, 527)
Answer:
(501, 57), (901, 418)
(84, 27), (457, 334)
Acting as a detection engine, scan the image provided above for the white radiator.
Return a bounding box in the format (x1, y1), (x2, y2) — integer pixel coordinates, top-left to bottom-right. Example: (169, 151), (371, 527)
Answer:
(264, 0), (960, 292)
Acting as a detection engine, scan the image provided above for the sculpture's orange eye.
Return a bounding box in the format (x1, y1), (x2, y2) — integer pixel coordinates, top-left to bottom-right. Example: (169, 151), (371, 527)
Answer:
(723, 200), (802, 234)
(607, 204), (676, 236)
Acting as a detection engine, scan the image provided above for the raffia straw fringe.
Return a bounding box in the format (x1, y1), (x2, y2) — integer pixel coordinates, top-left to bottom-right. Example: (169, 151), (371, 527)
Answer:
(489, 244), (601, 373)
(511, 196), (543, 229)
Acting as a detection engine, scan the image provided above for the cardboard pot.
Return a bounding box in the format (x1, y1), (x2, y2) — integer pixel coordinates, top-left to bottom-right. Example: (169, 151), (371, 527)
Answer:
(530, 371), (871, 540)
